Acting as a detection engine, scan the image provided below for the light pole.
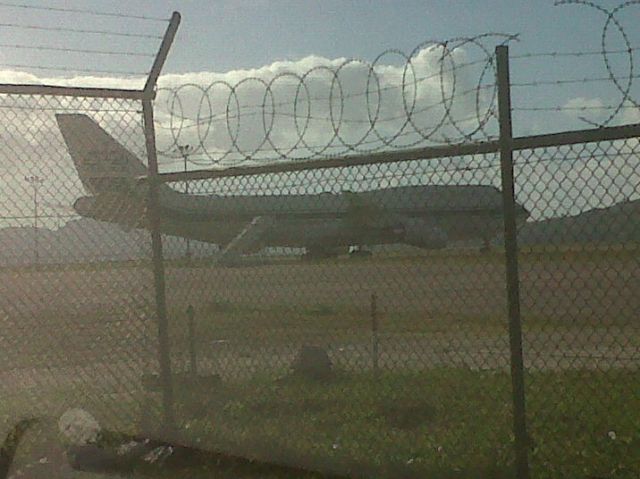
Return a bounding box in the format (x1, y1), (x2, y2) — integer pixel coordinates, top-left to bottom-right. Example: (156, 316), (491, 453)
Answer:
(176, 144), (192, 260)
(24, 175), (44, 266)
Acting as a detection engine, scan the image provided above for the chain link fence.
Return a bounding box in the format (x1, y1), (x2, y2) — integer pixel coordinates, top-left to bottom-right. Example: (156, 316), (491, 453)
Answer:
(158, 153), (518, 477)
(0, 38), (638, 479)
(0, 93), (163, 477)
(514, 138), (640, 478)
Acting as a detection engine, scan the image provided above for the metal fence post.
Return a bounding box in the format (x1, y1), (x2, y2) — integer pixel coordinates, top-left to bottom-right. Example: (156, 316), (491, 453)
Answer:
(142, 11), (181, 432)
(187, 304), (198, 376)
(496, 44), (530, 479)
(371, 293), (379, 377)
(143, 99), (175, 431)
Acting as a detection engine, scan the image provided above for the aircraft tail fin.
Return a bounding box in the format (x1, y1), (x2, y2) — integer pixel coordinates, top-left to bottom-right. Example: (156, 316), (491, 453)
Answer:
(56, 114), (147, 195)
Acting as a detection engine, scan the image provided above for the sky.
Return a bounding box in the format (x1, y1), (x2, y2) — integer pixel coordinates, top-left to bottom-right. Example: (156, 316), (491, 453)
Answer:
(0, 1), (632, 73)
(151, 0), (635, 75)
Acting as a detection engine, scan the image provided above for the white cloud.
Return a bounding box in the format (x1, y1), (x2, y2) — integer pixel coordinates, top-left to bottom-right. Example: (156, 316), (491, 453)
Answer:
(0, 43), (499, 171)
(563, 97), (604, 111)
(618, 101), (640, 125)
(562, 96), (606, 127)
(151, 45), (498, 165)
(0, 70), (146, 90)
(562, 97), (640, 129)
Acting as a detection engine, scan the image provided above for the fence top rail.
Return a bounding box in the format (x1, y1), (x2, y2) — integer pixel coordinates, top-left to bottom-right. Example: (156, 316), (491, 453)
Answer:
(153, 141), (500, 183)
(0, 83), (149, 100)
(147, 122), (640, 183)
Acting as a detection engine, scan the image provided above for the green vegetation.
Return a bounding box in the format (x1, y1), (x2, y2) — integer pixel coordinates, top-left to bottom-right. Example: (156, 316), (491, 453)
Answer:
(148, 369), (639, 479)
(1, 366), (638, 477)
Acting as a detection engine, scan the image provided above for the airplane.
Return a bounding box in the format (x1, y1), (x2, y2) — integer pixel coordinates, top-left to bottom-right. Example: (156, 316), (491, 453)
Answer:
(56, 114), (530, 260)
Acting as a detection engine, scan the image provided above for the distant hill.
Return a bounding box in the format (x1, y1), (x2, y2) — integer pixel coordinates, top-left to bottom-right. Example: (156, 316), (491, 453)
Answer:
(0, 218), (218, 266)
(518, 199), (640, 246)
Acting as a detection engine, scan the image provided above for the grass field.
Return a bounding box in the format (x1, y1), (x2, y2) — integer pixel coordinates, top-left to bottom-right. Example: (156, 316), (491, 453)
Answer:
(0, 249), (638, 477)
(4, 368), (637, 479)
(133, 368), (638, 479)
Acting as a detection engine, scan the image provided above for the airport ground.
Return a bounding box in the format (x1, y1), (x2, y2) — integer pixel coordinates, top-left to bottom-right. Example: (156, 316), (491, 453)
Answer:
(0, 247), (637, 478)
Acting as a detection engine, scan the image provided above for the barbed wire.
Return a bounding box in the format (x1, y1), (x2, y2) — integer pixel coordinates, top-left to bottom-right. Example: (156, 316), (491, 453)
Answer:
(155, 62), (637, 131)
(155, 34), (516, 164)
(157, 108), (499, 167)
(513, 104), (640, 112)
(511, 73), (640, 88)
(0, 63), (147, 76)
(156, 81), (497, 129)
(550, 1), (640, 126)
(0, 22), (163, 38)
(0, 43), (155, 57)
(155, 1), (640, 167)
(155, 80), (639, 167)
(0, 2), (174, 84)
(0, 7), (169, 84)
(511, 46), (640, 59)
(157, 55), (497, 127)
(0, 1), (169, 21)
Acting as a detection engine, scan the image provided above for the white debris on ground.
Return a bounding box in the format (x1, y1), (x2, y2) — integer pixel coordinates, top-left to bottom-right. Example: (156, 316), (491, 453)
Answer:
(57, 408), (100, 446)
